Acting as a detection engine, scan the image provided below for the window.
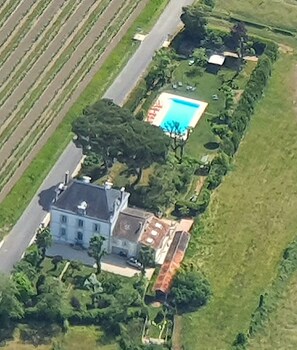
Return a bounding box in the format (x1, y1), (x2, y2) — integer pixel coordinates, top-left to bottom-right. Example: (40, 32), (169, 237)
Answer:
(77, 231), (83, 241)
(60, 215), (67, 224)
(78, 219), (84, 228)
(59, 227), (66, 236)
(93, 223), (100, 232)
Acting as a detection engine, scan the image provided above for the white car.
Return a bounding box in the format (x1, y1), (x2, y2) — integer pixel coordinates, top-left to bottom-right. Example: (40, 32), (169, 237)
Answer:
(188, 59), (195, 66)
(126, 257), (143, 270)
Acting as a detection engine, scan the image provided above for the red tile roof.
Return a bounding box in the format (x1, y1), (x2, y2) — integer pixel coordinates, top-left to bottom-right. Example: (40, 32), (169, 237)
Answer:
(139, 217), (170, 250)
(153, 231), (190, 294)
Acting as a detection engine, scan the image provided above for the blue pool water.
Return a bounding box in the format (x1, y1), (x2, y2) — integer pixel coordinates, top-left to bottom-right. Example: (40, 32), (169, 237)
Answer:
(160, 97), (201, 134)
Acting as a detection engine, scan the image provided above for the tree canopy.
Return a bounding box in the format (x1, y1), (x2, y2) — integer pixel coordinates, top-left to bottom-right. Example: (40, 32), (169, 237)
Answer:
(170, 269), (211, 312)
(192, 47), (208, 67)
(138, 246), (155, 275)
(229, 22), (254, 61)
(35, 277), (68, 322)
(180, 5), (208, 44)
(88, 236), (106, 274)
(72, 99), (170, 184)
(0, 273), (24, 325)
(145, 49), (177, 90)
(35, 227), (52, 262)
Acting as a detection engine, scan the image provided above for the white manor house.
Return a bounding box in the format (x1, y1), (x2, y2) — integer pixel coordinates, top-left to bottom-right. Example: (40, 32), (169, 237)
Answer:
(50, 176), (175, 262)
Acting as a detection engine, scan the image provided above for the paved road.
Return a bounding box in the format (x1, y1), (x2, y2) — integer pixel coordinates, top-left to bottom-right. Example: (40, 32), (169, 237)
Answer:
(0, 0), (195, 273)
(105, 0), (194, 104)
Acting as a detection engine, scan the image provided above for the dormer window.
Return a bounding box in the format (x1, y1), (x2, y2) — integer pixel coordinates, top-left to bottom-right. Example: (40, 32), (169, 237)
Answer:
(77, 201), (87, 215)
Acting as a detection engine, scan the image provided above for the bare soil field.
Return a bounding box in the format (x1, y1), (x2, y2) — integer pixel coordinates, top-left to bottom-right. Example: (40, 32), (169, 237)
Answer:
(0, 0), (146, 198)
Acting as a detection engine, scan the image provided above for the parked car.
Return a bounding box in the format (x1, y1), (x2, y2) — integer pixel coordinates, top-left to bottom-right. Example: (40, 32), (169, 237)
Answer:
(126, 257), (143, 270)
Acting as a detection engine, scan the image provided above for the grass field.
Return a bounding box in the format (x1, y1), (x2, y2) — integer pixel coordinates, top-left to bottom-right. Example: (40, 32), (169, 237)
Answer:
(3, 326), (118, 350)
(248, 271), (297, 349)
(215, 0), (297, 32)
(180, 52), (297, 349)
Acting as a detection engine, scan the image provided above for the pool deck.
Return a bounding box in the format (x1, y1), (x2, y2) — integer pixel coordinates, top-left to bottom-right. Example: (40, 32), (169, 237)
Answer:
(146, 92), (208, 137)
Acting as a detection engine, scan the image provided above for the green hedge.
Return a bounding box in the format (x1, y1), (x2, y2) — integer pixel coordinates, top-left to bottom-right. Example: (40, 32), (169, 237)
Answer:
(221, 42), (278, 155)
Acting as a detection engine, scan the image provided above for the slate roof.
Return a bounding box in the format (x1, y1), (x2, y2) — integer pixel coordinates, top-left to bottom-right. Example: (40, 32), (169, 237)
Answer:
(52, 180), (129, 221)
(153, 231), (190, 294)
(113, 207), (152, 243)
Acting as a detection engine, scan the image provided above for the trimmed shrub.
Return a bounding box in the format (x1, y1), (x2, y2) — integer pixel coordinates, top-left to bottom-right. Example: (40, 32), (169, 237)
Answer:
(70, 296), (81, 311)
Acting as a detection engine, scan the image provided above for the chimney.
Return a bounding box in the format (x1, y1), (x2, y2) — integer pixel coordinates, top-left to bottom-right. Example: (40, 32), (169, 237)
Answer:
(120, 187), (125, 202)
(64, 171), (69, 185)
(104, 180), (113, 190)
(82, 176), (91, 183)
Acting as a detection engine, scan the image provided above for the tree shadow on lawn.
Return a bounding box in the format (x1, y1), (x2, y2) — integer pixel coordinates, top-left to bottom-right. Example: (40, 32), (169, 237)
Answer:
(204, 141), (219, 150)
(18, 323), (61, 346)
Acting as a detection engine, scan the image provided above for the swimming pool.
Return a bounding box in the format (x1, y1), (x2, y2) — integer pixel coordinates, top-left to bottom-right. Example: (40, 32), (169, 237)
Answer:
(148, 93), (208, 139)
(160, 98), (202, 134)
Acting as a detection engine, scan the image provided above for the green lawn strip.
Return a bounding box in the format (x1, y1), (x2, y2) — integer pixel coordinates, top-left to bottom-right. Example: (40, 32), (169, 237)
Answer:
(0, 0), (79, 107)
(180, 53), (297, 350)
(214, 0), (297, 33)
(0, 0), (52, 69)
(0, 0), (141, 189)
(208, 17), (297, 49)
(137, 0), (170, 32)
(59, 326), (119, 350)
(172, 61), (225, 114)
(0, 0), (171, 236)
(4, 325), (119, 350)
(185, 114), (218, 160)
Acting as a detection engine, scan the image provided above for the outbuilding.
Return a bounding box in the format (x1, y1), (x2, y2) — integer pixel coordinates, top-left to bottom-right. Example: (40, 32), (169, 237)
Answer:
(206, 54), (226, 74)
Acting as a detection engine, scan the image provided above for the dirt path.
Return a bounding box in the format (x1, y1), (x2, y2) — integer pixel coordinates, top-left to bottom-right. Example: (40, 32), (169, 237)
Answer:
(172, 315), (183, 350)
(0, 0), (150, 200)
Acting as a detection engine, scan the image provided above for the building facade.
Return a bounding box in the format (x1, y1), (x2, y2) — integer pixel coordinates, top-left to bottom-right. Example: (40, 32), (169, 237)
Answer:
(50, 178), (173, 262)
(50, 179), (129, 253)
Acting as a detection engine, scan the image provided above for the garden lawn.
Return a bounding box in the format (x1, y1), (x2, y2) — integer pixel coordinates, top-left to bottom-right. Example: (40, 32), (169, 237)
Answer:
(215, 0), (297, 33)
(248, 272), (297, 349)
(3, 326), (118, 350)
(185, 114), (218, 160)
(181, 53), (297, 349)
(170, 61), (255, 160)
(170, 61), (225, 115)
